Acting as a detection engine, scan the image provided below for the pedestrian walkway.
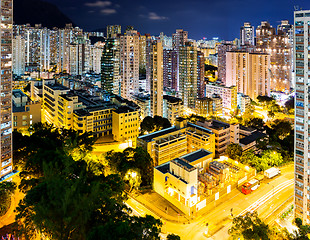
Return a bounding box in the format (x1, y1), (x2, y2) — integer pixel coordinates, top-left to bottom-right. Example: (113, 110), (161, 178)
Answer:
(130, 190), (190, 223)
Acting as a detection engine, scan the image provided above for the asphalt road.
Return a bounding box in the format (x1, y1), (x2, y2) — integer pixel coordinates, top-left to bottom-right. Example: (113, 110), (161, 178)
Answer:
(126, 165), (294, 239)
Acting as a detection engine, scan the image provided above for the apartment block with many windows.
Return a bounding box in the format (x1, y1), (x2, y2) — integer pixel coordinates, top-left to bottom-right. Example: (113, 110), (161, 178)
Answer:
(294, 9), (310, 223)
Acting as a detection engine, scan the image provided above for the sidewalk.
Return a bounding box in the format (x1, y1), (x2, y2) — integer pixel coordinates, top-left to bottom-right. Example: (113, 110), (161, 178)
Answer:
(129, 190), (190, 223)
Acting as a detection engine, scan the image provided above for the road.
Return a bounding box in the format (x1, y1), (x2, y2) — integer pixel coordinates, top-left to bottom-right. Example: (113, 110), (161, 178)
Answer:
(0, 173), (24, 230)
(126, 165), (294, 239)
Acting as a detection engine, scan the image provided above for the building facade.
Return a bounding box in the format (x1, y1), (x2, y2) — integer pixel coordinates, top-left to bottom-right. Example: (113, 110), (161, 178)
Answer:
(226, 51), (270, 100)
(101, 38), (120, 94)
(0, 0), (13, 178)
(294, 9), (310, 223)
(205, 83), (237, 113)
(179, 43), (198, 109)
(150, 41), (163, 117)
(120, 30), (139, 100)
(240, 22), (255, 46)
(13, 36), (25, 76)
(163, 95), (183, 126)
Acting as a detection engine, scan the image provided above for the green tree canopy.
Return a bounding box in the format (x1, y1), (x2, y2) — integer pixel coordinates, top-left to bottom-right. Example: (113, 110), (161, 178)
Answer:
(167, 233), (181, 240)
(105, 147), (154, 187)
(245, 117), (265, 131)
(229, 212), (272, 240)
(226, 143), (243, 160)
(270, 119), (292, 140)
(0, 181), (16, 216)
(140, 116), (171, 134)
(14, 125), (162, 240)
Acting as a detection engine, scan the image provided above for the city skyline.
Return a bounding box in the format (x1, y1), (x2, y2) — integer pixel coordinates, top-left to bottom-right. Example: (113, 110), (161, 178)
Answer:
(43, 0), (309, 40)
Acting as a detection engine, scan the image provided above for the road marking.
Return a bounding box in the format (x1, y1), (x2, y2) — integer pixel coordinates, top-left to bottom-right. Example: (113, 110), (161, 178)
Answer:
(239, 179), (293, 216)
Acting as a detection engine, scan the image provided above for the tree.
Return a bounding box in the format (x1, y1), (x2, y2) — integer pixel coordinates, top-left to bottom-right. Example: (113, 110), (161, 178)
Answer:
(105, 147), (154, 187)
(261, 150), (283, 168)
(271, 119), (292, 140)
(167, 233), (181, 240)
(229, 212), (271, 240)
(294, 218), (310, 240)
(257, 95), (275, 105)
(226, 143), (243, 160)
(141, 116), (155, 133)
(15, 126), (162, 240)
(267, 110), (275, 119)
(239, 150), (259, 166)
(140, 116), (171, 134)
(246, 117), (265, 131)
(0, 181), (16, 216)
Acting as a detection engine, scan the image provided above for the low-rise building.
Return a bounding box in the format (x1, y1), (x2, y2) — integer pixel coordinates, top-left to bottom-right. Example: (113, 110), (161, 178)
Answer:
(195, 95), (222, 117)
(154, 150), (256, 215)
(237, 93), (251, 113)
(12, 89), (41, 131)
(42, 81), (140, 139)
(132, 94), (150, 120)
(154, 149), (213, 215)
(205, 83), (237, 114)
(163, 95), (183, 126)
(137, 118), (215, 166)
(197, 120), (239, 157)
(239, 125), (267, 151)
(112, 106), (140, 147)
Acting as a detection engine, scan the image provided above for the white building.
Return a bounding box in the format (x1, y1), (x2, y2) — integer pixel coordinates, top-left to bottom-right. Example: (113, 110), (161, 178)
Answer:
(226, 51), (270, 100)
(154, 149), (213, 215)
(205, 83), (237, 113)
(240, 22), (255, 46)
(13, 36), (25, 76)
(120, 30), (140, 100)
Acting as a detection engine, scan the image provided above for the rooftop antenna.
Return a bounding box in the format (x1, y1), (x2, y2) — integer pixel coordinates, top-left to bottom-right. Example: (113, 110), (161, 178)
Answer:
(294, 5), (300, 11)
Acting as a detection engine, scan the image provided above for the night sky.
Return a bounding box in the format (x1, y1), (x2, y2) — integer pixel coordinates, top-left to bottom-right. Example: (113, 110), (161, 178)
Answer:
(45, 0), (309, 40)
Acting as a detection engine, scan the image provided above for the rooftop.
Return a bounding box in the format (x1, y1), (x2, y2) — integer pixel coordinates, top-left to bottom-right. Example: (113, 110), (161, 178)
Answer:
(46, 84), (69, 91)
(187, 122), (213, 135)
(155, 162), (170, 174)
(207, 120), (230, 130)
(181, 149), (212, 163)
(239, 131), (266, 146)
(12, 89), (27, 98)
(163, 95), (183, 103)
(113, 106), (137, 114)
(239, 125), (255, 133)
(172, 158), (196, 172)
(138, 126), (179, 142)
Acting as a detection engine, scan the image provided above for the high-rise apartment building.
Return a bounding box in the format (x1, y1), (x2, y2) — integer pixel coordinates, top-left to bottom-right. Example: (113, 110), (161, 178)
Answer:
(240, 22), (255, 46)
(0, 0), (13, 179)
(172, 29), (188, 92)
(163, 49), (178, 91)
(217, 42), (235, 84)
(89, 42), (104, 74)
(172, 29), (188, 51)
(139, 34), (147, 72)
(13, 36), (25, 76)
(69, 42), (90, 76)
(120, 29), (139, 100)
(101, 38), (120, 94)
(294, 9), (310, 223)
(107, 25), (121, 38)
(197, 51), (205, 98)
(226, 51), (270, 100)
(179, 42), (197, 109)
(256, 21), (293, 92)
(150, 41), (163, 117)
(145, 34), (152, 92)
